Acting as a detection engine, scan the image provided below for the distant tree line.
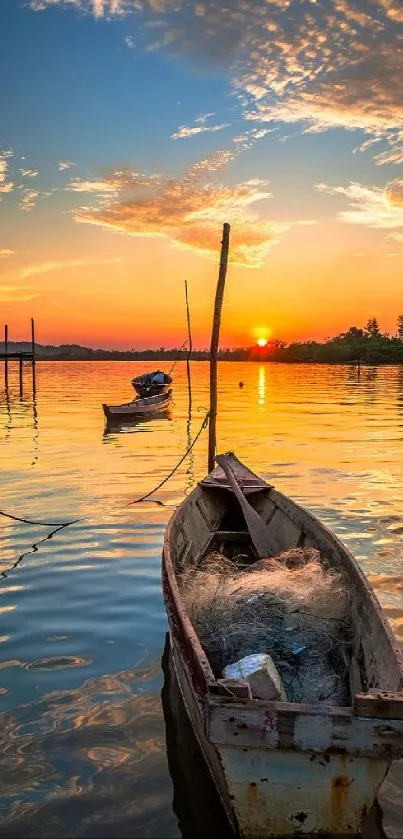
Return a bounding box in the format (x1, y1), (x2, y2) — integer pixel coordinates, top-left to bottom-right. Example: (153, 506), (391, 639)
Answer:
(3, 316), (403, 363)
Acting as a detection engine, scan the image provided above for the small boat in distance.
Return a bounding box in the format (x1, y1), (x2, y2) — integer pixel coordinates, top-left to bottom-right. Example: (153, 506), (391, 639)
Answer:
(162, 452), (403, 837)
(132, 370), (172, 397)
(103, 389), (172, 423)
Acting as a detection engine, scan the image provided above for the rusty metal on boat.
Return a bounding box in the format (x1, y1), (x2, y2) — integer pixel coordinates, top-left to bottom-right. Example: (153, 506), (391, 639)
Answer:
(162, 452), (403, 837)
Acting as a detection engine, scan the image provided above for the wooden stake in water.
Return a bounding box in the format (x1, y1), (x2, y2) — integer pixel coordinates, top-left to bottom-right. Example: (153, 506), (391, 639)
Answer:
(208, 223), (230, 473)
(31, 317), (36, 395)
(184, 279), (193, 416)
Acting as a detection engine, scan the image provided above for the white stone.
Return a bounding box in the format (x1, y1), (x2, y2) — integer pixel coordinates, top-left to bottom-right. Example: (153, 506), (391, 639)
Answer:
(223, 653), (287, 701)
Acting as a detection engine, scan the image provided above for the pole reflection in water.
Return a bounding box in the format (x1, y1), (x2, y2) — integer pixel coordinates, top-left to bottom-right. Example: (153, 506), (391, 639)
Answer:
(161, 634), (233, 839)
(258, 365), (266, 407)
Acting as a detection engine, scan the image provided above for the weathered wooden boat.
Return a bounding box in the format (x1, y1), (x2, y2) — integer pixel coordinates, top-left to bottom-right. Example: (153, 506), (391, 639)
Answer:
(102, 389), (172, 423)
(131, 370), (172, 397)
(162, 452), (403, 838)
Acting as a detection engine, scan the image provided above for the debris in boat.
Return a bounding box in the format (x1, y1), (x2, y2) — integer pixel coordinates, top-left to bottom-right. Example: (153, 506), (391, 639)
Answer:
(181, 547), (351, 705)
(223, 653), (287, 701)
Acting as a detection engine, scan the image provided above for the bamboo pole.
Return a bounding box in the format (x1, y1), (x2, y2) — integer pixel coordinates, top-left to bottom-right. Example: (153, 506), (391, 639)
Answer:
(208, 223), (230, 473)
(31, 317), (36, 394)
(184, 279), (193, 413)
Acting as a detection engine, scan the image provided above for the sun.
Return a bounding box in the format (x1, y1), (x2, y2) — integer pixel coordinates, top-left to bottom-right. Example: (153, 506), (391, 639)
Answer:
(257, 338), (268, 347)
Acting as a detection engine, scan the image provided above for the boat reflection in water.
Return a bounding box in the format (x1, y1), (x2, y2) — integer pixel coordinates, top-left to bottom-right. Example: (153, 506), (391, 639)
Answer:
(161, 633), (234, 839)
(103, 410), (172, 438)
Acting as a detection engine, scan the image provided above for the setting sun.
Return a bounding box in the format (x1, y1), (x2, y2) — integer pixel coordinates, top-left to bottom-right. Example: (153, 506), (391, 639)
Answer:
(257, 338), (268, 347)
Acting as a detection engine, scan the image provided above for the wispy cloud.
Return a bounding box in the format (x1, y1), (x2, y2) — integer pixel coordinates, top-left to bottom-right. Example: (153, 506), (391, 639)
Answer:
(0, 151), (14, 196)
(0, 285), (39, 303)
(125, 34), (135, 49)
(20, 190), (40, 211)
(66, 179), (120, 194)
(21, 256), (122, 279)
(171, 113), (231, 140)
(19, 169), (39, 178)
(316, 179), (403, 230)
(58, 160), (75, 171)
(0, 249), (15, 258)
(32, 1), (402, 162)
(71, 152), (285, 267)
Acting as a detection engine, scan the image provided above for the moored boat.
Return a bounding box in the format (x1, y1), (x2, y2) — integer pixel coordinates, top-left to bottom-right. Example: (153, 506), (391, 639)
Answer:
(162, 452), (403, 837)
(102, 389), (172, 423)
(132, 370), (172, 397)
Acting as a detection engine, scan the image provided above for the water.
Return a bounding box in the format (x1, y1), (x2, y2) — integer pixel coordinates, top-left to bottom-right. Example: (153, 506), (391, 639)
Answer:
(1, 360), (403, 838)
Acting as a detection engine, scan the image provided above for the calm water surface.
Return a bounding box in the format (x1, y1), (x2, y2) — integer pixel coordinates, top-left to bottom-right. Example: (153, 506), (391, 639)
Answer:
(1, 361), (403, 838)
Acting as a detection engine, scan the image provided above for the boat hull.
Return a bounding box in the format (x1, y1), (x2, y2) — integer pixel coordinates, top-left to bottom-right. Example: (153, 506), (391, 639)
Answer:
(132, 371), (172, 397)
(102, 390), (172, 422)
(169, 633), (392, 838)
(162, 454), (403, 837)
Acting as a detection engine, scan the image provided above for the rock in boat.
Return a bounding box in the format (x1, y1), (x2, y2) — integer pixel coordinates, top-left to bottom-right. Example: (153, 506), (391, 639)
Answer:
(102, 389), (172, 422)
(162, 452), (403, 838)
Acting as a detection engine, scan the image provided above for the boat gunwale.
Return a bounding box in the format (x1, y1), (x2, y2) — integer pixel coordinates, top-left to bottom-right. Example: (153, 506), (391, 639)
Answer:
(103, 390), (172, 420)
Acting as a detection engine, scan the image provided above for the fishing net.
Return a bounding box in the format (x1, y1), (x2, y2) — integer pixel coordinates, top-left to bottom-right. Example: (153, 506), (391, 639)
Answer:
(180, 548), (352, 705)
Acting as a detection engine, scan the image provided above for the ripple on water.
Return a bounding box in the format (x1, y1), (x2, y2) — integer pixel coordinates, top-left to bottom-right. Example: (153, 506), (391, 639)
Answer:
(2, 361), (403, 837)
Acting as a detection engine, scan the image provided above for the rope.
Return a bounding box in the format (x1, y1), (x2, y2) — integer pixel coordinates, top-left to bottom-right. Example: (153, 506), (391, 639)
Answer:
(0, 411), (210, 576)
(167, 340), (188, 376)
(126, 411), (210, 505)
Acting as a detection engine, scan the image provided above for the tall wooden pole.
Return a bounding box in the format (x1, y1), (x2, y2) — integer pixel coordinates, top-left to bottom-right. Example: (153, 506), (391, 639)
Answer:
(208, 223), (230, 473)
(184, 279), (193, 413)
(31, 317), (36, 395)
(4, 324), (8, 388)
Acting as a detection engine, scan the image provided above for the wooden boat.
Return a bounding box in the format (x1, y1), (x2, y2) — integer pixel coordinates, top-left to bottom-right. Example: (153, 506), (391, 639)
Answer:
(162, 452), (403, 838)
(131, 370), (172, 397)
(102, 389), (172, 422)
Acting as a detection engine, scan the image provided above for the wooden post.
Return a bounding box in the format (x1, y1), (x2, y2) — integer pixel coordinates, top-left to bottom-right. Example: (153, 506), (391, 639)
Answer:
(208, 223), (230, 473)
(4, 324), (8, 388)
(31, 317), (36, 394)
(184, 279), (193, 412)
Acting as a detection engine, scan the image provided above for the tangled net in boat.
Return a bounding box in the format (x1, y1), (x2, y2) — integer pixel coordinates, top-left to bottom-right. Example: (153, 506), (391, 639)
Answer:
(180, 548), (352, 705)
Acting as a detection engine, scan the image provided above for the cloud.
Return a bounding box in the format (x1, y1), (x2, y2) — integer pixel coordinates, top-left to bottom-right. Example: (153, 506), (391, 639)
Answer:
(0, 285), (39, 303)
(20, 169), (39, 178)
(125, 34), (135, 48)
(30, 1), (403, 161)
(67, 179), (120, 193)
(171, 114), (231, 140)
(58, 160), (75, 171)
(0, 151), (14, 196)
(20, 190), (40, 211)
(21, 256), (122, 279)
(71, 153), (285, 267)
(0, 249), (15, 258)
(316, 179), (403, 229)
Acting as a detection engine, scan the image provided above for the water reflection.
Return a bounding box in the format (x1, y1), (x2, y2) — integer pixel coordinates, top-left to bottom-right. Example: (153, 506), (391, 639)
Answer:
(2, 361), (403, 837)
(0, 662), (178, 839)
(161, 634), (233, 839)
(257, 364), (266, 406)
(1, 379), (40, 466)
(103, 411), (173, 439)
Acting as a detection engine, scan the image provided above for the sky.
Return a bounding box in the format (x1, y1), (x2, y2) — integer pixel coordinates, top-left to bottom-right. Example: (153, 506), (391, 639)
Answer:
(1, 0), (403, 349)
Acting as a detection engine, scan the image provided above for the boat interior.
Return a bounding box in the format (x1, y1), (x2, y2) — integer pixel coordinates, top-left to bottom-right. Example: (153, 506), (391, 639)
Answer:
(169, 457), (403, 708)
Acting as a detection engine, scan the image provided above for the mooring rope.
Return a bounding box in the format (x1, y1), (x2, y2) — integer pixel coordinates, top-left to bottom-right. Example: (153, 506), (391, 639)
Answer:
(0, 411), (210, 578)
(167, 340), (188, 377)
